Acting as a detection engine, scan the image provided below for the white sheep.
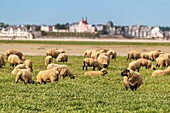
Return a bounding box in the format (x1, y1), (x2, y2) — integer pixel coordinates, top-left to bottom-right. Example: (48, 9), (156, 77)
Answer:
(36, 68), (60, 84)
(156, 56), (170, 68)
(56, 53), (68, 63)
(15, 69), (34, 84)
(84, 69), (108, 76)
(5, 49), (25, 60)
(82, 58), (102, 70)
(121, 69), (143, 91)
(45, 56), (53, 66)
(8, 54), (22, 67)
(137, 58), (155, 70)
(91, 50), (100, 59)
(46, 48), (65, 59)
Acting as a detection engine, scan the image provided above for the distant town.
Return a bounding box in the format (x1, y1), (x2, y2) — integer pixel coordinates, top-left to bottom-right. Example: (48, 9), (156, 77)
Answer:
(0, 18), (170, 40)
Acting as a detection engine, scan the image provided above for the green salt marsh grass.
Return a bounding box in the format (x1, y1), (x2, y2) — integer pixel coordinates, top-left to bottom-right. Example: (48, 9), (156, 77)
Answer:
(0, 55), (170, 112)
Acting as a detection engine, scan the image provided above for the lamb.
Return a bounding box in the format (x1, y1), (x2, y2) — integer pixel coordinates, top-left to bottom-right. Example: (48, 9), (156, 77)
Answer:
(45, 56), (53, 66)
(36, 68), (60, 84)
(97, 53), (110, 68)
(152, 67), (170, 76)
(121, 68), (143, 91)
(46, 48), (65, 59)
(5, 49), (25, 60)
(24, 59), (33, 72)
(84, 69), (108, 76)
(8, 54), (22, 67)
(128, 60), (141, 72)
(15, 69), (34, 84)
(84, 50), (93, 58)
(56, 53), (68, 63)
(127, 50), (141, 61)
(0, 53), (5, 68)
(82, 58), (102, 70)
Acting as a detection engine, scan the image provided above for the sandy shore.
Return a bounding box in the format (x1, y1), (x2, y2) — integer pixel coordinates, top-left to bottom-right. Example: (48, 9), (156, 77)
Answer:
(0, 42), (170, 56)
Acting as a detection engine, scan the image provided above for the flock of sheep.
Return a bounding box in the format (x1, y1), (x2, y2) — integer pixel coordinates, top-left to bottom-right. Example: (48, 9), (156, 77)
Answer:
(0, 47), (170, 91)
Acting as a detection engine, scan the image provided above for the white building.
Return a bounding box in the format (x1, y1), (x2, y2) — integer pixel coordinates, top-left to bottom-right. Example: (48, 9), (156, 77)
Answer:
(0, 25), (33, 39)
(151, 27), (163, 38)
(69, 19), (96, 33)
(40, 25), (52, 32)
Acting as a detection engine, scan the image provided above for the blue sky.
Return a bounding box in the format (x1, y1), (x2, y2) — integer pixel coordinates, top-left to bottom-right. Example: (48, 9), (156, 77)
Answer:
(0, 0), (170, 26)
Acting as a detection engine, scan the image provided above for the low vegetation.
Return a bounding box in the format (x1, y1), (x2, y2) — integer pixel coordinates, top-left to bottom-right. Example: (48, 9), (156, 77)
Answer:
(0, 55), (170, 112)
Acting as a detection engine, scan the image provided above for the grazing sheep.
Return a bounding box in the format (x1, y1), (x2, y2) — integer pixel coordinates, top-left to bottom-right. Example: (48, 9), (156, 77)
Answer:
(36, 69), (60, 84)
(84, 69), (108, 76)
(149, 50), (162, 61)
(127, 50), (141, 61)
(128, 60), (141, 72)
(5, 49), (25, 60)
(84, 50), (93, 58)
(0, 54), (5, 68)
(152, 67), (170, 76)
(47, 64), (75, 79)
(56, 53), (68, 63)
(11, 64), (26, 75)
(82, 58), (102, 70)
(156, 56), (170, 68)
(121, 69), (143, 91)
(54, 65), (75, 79)
(137, 58), (155, 70)
(15, 69), (34, 84)
(45, 56), (53, 66)
(8, 54), (22, 67)
(24, 59), (33, 72)
(46, 48), (65, 59)
(97, 54), (110, 68)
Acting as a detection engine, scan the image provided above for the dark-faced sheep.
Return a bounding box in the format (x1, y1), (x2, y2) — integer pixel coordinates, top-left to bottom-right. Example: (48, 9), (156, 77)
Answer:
(137, 58), (155, 70)
(8, 54), (22, 67)
(84, 69), (108, 76)
(83, 58), (102, 70)
(121, 69), (143, 91)
(156, 56), (170, 68)
(36, 69), (60, 84)
(15, 69), (34, 84)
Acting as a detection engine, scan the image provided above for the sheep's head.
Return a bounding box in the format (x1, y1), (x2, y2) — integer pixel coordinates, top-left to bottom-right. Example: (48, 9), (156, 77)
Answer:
(121, 69), (130, 76)
(101, 69), (108, 76)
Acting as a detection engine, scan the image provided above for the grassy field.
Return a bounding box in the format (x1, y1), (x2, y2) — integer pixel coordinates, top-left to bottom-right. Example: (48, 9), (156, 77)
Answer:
(0, 54), (170, 113)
